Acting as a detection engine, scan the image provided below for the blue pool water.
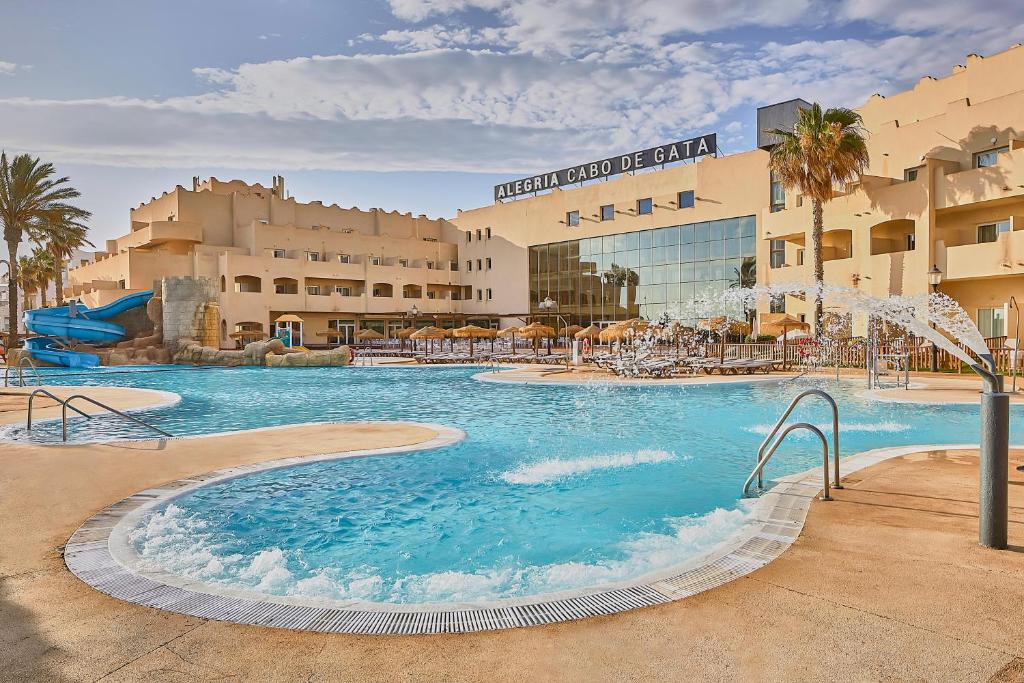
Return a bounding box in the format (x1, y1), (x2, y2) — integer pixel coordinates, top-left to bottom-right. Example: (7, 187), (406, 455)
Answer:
(6, 366), (1014, 604)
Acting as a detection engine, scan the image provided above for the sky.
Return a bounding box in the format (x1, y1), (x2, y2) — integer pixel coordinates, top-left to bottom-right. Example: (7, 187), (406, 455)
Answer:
(1, 0), (1022, 246)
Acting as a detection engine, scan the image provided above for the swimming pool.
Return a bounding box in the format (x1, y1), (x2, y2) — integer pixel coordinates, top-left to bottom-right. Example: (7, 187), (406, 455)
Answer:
(17, 366), (1013, 607)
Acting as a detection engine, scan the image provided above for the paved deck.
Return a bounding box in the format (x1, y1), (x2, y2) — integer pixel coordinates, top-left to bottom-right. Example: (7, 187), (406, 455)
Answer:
(3, 404), (1023, 681)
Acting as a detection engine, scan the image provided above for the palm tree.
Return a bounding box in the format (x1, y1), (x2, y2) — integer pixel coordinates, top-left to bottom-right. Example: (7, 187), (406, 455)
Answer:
(767, 104), (869, 335)
(0, 152), (88, 345)
(39, 205), (92, 306)
(30, 246), (55, 308)
(731, 256), (757, 329)
(17, 254), (38, 311)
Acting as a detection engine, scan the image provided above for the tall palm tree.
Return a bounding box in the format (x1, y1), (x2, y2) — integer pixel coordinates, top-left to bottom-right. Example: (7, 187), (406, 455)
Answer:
(39, 205), (92, 306)
(0, 152), (88, 345)
(767, 104), (869, 335)
(30, 246), (55, 308)
(17, 254), (38, 311)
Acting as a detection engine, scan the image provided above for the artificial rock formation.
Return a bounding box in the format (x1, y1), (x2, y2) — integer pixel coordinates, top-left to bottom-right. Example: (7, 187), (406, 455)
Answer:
(172, 337), (351, 367)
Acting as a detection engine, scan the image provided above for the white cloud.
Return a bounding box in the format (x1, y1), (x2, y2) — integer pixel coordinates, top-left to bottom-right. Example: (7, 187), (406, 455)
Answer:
(2, 1), (1022, 178)
(839, 0), (1024, 33)
(0, 61), (17, 75)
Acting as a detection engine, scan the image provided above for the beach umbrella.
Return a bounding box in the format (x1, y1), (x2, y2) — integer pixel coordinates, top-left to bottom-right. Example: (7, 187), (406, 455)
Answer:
(574, 324), (601, 340)
(396, 325), (417, 350)
(498, 326), (521, 352)
(411, 325), (447, 354)
(519, 322), (556, 355)
(452, 324), (496, 356)
(356, 328), (385, 350)
(563, 324), (584, 342)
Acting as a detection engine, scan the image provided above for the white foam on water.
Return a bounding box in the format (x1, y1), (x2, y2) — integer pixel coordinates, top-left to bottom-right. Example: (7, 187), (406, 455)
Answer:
(130, 500), (755, 605)
(745, 421), (910, 437)
(500, 449), (677, 485)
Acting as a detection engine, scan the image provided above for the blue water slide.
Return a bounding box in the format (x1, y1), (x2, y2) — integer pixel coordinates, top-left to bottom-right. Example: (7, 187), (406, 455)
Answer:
(23, 290), (154, 368)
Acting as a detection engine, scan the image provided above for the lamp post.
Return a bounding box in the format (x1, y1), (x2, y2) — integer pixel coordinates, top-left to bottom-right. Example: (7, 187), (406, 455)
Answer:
(928, 264), (943, 373)
(1009, 296), (1019, 393)
(404, 304), (419, 351)
(539, 296), (569, 359)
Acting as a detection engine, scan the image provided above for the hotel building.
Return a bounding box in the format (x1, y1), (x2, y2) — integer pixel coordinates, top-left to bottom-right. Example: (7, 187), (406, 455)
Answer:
(68, 44), (1024, 346)
(67, 177), (494, 347)
(454, 44), (1024, 340)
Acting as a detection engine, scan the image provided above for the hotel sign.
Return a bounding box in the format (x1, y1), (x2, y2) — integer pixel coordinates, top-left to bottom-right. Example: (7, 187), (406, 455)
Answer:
(494, 133), (716, 201)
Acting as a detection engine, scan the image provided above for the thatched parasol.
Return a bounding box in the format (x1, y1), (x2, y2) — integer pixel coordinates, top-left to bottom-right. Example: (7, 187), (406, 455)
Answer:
(452, 324), (497, 355)
(519, 322), (556, 354)
(355, 329), (385, 349)
(563, 324), (584, 339)
(274, 314), (304, 323)
(574, 324), (601, 340)
(497, 326), (521, 352)
(698, 316), (750, 336)
(411, 325), (447, 353)
(396, 327), (417, 339)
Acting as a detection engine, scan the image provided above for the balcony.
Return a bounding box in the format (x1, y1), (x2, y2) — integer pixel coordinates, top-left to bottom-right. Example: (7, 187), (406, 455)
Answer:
(936, 147), (1024, 211)
(942, 230), (1024, 280)
(123, 221), (202, 248)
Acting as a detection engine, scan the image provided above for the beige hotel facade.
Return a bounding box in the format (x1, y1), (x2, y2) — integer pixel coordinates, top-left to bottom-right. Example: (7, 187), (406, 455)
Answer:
(68, 44), (1024, 347)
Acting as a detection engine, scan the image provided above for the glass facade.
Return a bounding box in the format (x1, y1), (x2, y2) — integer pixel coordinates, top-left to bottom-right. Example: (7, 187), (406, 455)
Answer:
(529, 215), (756, 323)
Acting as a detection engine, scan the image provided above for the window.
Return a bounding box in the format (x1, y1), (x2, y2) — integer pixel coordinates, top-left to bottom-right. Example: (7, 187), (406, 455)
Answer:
(770, 172), (785, 212)
(305, 251), (320, 262)
(677, 190), (695, 209)
(906, 234), (916, 251)
(566, 210), (580, 227)
(306, 285), (321, 295)
(476, 288), (483, 301)
(425, 260), (435, 270)
(466, 231), (472, 243)
(370, 256), (382, 266)
(770, 294), (785, 314)
(335, 286), (351, 296)
(796, 248), (805, 266)
(450, 260), (459, 271)
(466, 260), (473, 272)
(427, 290), (436, 300)
(476, 229), (482, 241)
(486, 288), (492, 300)
(337, 253), (351, 263)
(977, 307), (1006, 338)
(904, 167), (920, 182)
(398, 258), (409, 268)
(974, 146), (1008, 169)
(272, 248), (286, 258)
(486, 227), (492, 239)
(372, 286), (385, 297)
(769, 239), (786, 268)
(978, 220), (1011, 243)
(600, 204), (614, 221)
(476, 259), (483, 271)
(486, 257), (492, 270)
(637, 198), (653, 215)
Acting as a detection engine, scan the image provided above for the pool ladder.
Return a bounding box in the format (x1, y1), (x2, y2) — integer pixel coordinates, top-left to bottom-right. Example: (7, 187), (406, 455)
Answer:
(25, 388), (173, 442)
(3, 356), (42, 387)
(743, 389), (842, 500)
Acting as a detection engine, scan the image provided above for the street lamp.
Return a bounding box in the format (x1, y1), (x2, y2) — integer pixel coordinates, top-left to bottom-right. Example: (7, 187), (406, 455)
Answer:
(539, 296), (569, 357)
(403, 304), (420, 351)
(928, 264), (943, 373)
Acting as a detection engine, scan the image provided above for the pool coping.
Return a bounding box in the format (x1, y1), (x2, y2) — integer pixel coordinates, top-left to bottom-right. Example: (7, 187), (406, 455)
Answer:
(64, 434), (973, 635)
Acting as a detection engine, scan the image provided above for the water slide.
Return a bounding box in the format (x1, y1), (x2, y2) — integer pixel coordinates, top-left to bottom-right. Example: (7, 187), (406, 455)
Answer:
(23, 290), (154, 368)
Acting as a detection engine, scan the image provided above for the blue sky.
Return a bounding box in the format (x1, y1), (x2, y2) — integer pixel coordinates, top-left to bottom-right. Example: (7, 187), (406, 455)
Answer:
(1, 0), (1022, 245)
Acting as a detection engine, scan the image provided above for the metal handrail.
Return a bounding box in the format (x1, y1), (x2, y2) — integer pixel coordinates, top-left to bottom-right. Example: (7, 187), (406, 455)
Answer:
(754, 389), (841, 491)
(4, 355), (42, 387)
(26, 388), (91, 430)
(60, 394), (173, 442)
(743, 422), (834, 501)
